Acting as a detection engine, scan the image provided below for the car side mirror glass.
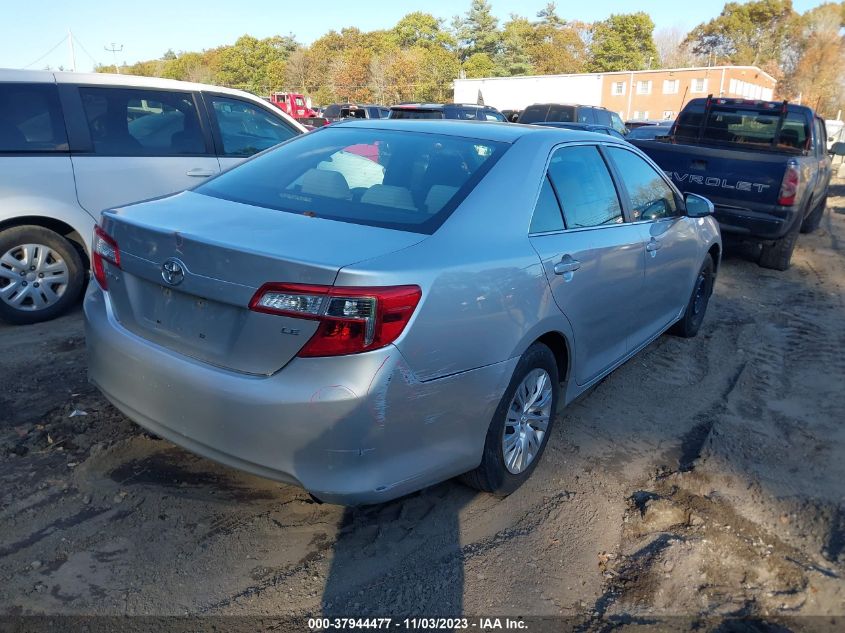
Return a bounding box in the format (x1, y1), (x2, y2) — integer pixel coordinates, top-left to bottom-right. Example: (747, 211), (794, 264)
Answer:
(685, 193), (714, 218)
(830, 141), (845, 156)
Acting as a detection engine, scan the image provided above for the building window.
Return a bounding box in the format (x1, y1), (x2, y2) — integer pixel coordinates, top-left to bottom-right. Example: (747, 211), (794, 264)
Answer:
(663, 79), (679, 95)
(636, 80), (652, 95)
(691, 78), (708, 93)
(612, 81), (626, 96)
(663, 110), (674, 119)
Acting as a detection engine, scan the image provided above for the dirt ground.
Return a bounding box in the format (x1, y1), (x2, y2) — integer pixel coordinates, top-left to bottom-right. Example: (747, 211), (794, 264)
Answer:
(1, 183), (844, 631)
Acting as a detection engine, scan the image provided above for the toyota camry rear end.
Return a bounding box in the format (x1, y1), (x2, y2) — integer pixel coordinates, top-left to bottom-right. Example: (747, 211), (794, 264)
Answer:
(85, 121), (529, 504)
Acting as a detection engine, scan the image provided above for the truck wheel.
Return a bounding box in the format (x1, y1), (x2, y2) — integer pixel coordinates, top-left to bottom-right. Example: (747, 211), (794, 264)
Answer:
(461, 342), (559, 496)
(758, 217), (801, 271)
(670, 255), (714, 338)
(800, 196), (826, 234)
(0, 226), (85, 325)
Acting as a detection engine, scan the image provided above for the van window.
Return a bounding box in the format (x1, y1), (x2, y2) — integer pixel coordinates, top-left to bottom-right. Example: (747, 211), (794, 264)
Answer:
(548, 145), (622, 228)
(0, 83), (67, 152)
(209, 96), (298, 156)
(79, 87), (206, 156)
(198, 127), (508, 234)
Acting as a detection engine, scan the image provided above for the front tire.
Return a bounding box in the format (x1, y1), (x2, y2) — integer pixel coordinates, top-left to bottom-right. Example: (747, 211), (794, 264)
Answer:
(670, 254), (715, 339)
(461, 342), (559, 496)
(0, 226), (84, 325)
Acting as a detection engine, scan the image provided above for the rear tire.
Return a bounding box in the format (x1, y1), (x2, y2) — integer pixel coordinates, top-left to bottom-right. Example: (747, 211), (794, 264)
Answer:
(0, 226), (85, 325)
(758, 216), (801, 271)
(461, 342), (559, 496)
(670, 255), (715, 338)
(800, 195), (826, 234)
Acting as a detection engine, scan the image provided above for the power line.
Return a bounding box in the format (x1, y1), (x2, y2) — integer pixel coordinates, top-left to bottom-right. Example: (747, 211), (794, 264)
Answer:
(72, 34), (99, 67)
(23, 35), (68, 69)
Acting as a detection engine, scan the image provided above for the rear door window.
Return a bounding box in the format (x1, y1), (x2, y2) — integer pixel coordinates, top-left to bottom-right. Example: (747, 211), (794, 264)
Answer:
(595, 109), (612, 126)
(529, 176), (565, 233)
(547, 105), (576, 123)
(79, 87), (206, 156)
(208, 95), (298, 157)
(197, 127), (508, 234)
(0, 83), (67, 152)
(606, 147), (679, 221)
(548, 145), (623, 228)
(323, 105), (340, 118)
(577, 108), (596, 124)
(389, 109), (443, 119)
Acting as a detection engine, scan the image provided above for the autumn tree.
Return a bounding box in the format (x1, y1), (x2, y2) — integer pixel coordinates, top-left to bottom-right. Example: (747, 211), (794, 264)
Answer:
(589, 12), (659, 72)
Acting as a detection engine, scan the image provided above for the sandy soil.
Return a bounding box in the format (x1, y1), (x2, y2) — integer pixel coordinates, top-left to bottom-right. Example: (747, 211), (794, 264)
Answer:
(1, 183), (844, 630)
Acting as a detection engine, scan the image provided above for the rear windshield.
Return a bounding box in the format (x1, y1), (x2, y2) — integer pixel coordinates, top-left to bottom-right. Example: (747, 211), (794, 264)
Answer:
(674, 104), (810, 151)
(389, 109), (444, 120)
(197, 127), (508, 234)
(519, 105), (576, 124)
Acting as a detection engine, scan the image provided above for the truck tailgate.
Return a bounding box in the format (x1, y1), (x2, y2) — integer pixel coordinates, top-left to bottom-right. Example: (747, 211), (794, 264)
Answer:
(632, 140), (787, 210)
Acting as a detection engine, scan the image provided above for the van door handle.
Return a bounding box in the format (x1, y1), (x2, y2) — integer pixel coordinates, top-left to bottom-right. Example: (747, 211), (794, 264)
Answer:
(554, 256), (581, 275)
(186, 168), (216, 177)
(646, 238), (662, 253)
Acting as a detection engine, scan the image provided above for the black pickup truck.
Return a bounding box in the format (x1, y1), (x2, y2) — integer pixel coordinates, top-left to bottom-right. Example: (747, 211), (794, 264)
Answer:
(631, 97), (836, 270)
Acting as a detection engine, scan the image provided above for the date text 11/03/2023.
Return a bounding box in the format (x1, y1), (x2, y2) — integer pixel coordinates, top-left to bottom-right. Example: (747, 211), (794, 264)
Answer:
(308, 617), (529, 630)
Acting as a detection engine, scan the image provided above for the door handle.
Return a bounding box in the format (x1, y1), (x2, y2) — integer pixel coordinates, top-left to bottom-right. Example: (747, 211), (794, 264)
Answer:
(646, 238), (662, 253)
(186, 168), (216, 177)
(553, 257), (581, 275)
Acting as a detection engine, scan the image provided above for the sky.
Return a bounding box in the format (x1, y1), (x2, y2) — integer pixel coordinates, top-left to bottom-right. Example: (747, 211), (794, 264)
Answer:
(0, 0), (831, 73)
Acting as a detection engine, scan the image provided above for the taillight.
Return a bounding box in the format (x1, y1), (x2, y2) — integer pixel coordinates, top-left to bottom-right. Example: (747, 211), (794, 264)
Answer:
(92, 226), (120, 290)
(249, 283), (422, 357)
(778, 162), (800, 206)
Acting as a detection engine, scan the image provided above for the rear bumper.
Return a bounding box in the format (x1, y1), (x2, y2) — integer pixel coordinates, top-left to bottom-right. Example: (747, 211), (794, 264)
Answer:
(713, 204), (801, 241)
(84, 285), (513, 505)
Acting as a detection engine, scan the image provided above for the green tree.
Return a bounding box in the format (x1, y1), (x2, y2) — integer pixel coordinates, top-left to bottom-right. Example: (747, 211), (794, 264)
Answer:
(684, 0), (798, 71)
(463, 52), (497, 77)
(589, 12), (659, 72)
(536, 2), (564, 27)
(455, 0), (501, 61)
(499, 16), (534, 76)
(393, 12), (455, 50)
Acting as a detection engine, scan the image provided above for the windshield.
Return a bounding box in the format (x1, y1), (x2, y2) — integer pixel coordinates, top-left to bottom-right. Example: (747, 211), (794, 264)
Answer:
(674, 104), (809, 151)
(197, 127), (508, 234)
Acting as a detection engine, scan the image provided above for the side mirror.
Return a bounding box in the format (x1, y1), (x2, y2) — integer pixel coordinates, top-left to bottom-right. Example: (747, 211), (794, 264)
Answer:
(685, 193), (714, 218)
(830, 141), (845, 156)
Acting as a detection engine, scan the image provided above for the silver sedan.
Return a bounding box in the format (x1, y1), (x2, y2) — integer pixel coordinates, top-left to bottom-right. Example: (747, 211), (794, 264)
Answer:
(85, 120), (721, 504)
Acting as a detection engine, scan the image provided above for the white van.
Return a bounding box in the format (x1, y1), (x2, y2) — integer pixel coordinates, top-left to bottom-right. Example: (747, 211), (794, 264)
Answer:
(0, 69), (305, 324)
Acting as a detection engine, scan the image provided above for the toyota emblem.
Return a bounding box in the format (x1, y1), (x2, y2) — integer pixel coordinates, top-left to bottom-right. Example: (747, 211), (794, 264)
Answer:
(161, 258), (186, 286)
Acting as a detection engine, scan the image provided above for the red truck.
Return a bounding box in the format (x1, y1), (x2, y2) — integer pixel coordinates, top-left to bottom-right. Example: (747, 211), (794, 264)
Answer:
(267, 92), (318, 118)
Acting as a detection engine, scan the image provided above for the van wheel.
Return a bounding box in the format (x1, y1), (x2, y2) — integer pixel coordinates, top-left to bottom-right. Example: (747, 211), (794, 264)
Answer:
(758, 216), (801, 271)
(800, 195), (826, 234)
(670, 255), (714, 338)
(0, 226), (84, 325)
(461, 343), (559, 496)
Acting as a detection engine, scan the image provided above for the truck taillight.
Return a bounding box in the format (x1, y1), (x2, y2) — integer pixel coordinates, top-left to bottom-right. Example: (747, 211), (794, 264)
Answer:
(778, 163), (800, 206)
(249, 283), (422, 357)
(92, 226), (120, 290)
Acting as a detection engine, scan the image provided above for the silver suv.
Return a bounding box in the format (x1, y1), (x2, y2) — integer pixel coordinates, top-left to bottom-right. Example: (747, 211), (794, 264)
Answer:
(0, 69), (304, 324)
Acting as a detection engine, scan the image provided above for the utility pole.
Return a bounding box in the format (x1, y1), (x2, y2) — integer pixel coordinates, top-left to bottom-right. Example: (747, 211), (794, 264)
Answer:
(104, 43), (123, 73)
(67, 29), (76, 71)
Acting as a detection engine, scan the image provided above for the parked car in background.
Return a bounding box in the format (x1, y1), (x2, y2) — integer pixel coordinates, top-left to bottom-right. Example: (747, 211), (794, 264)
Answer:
(627, 122), (674, 140)
(0, 69), (304, 324)
(323, 103), (390, 123)
(625, 119), (669, 130)
(533, 121), (627, 141)
(632, 97), (834, 270)
(389, 103), (507, 121)
(518, 103), (627, 136)
(86, 120), (720, 504)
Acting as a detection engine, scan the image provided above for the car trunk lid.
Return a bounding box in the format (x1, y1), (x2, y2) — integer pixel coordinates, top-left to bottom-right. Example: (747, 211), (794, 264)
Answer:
(99, 191), (426, 375)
